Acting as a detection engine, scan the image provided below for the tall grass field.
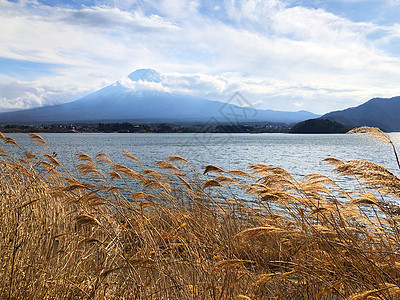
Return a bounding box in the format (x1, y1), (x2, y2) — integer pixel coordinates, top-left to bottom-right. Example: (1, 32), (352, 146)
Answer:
(1, 127), (400, 299)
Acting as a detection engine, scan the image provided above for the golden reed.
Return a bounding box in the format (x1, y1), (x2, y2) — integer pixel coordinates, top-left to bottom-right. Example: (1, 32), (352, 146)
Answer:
(0, 128), (400, 299)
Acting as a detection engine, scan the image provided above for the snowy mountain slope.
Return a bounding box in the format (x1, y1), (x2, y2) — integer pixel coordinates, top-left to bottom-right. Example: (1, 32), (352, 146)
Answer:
(0, 69), (319, 124)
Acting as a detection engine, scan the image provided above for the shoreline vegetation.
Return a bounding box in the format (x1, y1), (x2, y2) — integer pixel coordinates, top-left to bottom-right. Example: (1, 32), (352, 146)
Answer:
(0, 119), (353, 134)
(0, 122), (292, 133)
(2, 127), (400, 299)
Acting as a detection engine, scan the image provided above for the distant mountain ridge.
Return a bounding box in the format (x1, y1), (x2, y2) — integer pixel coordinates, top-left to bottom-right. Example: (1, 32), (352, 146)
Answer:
(322, 96), (400, 131)
(0, 69), (319, 124)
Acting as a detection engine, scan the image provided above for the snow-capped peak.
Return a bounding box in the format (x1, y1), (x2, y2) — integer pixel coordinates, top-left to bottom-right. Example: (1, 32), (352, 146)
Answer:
(127, 69), (161, 82)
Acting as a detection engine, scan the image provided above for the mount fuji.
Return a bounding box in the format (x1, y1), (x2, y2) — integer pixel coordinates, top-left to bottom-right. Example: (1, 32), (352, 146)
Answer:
(0, 69), (319, 124)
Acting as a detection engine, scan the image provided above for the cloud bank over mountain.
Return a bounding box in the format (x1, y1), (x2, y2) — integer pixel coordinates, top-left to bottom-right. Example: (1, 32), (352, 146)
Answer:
(1, 0), (400, 114)
(0, 68), (319, 124)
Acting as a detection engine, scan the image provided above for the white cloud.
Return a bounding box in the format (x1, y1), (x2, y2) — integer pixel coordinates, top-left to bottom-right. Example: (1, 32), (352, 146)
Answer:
(60, 6), (179, 31)
(385, 0), (400, 6)
(162, 73), (229, 95)
(118, 77), (171, 92)
(1, 0), (400, 114)
(0, 80), (99, 112)
(157, 0), (200, 19)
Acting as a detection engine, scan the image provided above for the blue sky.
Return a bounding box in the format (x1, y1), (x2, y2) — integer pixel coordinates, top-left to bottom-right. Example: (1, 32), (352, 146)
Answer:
(1, 0), (400, 114)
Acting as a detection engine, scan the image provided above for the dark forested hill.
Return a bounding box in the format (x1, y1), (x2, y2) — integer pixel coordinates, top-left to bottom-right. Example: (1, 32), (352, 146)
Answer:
(290, 118), (349, 133)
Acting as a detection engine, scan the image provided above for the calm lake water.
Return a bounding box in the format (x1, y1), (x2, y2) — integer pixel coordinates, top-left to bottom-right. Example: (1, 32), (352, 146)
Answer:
(5, 132), (400, 184)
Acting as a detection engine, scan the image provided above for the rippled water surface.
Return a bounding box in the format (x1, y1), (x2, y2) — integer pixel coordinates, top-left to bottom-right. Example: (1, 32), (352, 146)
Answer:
(5, 132), (400, 183)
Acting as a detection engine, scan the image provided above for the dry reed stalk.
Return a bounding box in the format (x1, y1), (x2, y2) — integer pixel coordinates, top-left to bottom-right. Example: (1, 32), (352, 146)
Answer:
(348, 126), (392, 145)
(348, 126), (400, 170)
(236, 226), (287, 239)
(141, 169), (169, 182)
(28, 133), (47, 145)
(113, 164), (146, 180)
(76, 163), (103, 177)
(214, 259), (255, 269)
(95, 152), (114, 165)
(175, 175), (193, 191)
(123, 150), (144, 166)
(203, 165), (224, 175)
(132, 192), (159, 200)
(1, 128), (400, 299)
(203, 179), (225, 189)
(227, 169), (255, 179)
(155, 160), (180, 172)
(168, 155), (190, 164)
(76, 152), (96, 164)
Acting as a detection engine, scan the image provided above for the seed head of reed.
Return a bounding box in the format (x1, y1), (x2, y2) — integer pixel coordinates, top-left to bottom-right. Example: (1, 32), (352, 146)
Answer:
(348, 126), (392, 145)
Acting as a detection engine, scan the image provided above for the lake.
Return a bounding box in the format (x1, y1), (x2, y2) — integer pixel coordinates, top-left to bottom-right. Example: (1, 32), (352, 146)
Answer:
(4, 132), (400, 185)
